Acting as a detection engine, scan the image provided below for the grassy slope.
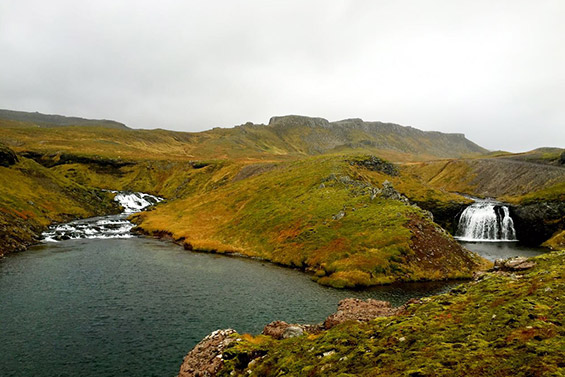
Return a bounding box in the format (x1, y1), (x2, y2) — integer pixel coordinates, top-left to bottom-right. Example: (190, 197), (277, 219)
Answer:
(218, 251), (565, 377)
(0, 156), (118, 256)
(403, 156), (565, 201)
(132, 155), (486, 288)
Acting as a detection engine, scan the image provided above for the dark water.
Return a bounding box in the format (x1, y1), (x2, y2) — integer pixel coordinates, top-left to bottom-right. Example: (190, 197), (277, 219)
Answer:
(0, 238), (457, 377)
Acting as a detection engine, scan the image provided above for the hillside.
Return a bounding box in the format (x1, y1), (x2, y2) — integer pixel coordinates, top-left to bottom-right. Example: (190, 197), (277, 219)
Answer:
(0, 113), (487, 161)
(0, 109), (128, 129)
(131, 155), (487, 288)
(403, 155), (565, 200)
(0, 144), (119, 256)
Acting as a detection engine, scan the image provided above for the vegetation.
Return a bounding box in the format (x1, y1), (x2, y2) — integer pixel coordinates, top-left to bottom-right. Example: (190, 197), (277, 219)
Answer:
(132, 155), (487, 287)
(218, 251), (565, 376)
(0, 149), (118, 256)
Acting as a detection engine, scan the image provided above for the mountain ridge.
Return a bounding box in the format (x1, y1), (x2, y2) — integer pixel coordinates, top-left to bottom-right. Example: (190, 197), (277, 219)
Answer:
(0, 110), (487, 161)
(0, 109), (128, 129)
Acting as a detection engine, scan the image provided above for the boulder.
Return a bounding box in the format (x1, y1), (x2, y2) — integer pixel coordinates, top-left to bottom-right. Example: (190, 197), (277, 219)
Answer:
(493, 257), (536, 271)
(323, 298), (401, 329)
(262, 321), (311, 340)
(178, 329), (236, 377)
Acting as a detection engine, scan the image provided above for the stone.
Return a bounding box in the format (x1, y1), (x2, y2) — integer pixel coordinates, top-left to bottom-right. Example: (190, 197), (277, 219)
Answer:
(493, 257), (536, 271)
(282, 326), (304, 339)
(178, 329), (236, 377)
(332, 211), (346, 221)
(323, 298), (401, 329)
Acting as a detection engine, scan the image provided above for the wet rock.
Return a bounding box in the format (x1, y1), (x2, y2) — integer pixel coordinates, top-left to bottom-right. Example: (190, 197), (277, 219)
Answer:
(178, 329), (236, 377)
(0, 143), (18, 167)
(510, 201), (565, 246)
(323, 298), (401, 329)
(494, 257), (536, 271)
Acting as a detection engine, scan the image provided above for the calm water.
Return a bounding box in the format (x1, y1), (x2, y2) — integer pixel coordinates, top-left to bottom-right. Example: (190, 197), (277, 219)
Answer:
(461, 241), (547, 261)
(0, 237), (458, 377)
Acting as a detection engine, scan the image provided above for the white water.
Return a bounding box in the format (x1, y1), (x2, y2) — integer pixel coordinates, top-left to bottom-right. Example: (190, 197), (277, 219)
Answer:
(42, 192), (162, 242)
(455, 200), (517, 242)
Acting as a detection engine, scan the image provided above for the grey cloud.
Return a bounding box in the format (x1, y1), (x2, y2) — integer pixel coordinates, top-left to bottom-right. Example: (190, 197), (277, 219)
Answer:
(1, 0), (563, 152)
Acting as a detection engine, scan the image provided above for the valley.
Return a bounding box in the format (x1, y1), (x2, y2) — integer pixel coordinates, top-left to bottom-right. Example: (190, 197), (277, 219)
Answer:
(0, 110), (564, 376)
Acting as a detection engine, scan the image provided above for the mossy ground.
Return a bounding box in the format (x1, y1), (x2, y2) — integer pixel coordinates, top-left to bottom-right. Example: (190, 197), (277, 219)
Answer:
(219, 251), (565, 377)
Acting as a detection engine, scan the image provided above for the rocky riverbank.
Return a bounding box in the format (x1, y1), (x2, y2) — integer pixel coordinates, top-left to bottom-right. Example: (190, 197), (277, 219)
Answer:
(178, 253), (564, 376)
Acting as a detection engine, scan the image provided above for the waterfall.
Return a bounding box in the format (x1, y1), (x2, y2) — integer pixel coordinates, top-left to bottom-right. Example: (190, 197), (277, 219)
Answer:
(455, 200), (517, 242)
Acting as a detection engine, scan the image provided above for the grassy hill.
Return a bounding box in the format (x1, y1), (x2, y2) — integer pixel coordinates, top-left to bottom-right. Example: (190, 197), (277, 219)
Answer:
(130, 155), (486, 288)
(403, 155), (565, 200)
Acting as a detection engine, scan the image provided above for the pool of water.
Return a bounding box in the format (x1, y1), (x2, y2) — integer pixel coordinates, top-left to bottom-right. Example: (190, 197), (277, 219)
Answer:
(0, 237), (458, 377)
(460, 241), (547, 261)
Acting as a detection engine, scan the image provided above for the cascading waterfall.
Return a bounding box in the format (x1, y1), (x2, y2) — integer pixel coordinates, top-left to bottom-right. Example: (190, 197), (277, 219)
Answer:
(42, 192), (162, 242)
(455, 200), (517, 242)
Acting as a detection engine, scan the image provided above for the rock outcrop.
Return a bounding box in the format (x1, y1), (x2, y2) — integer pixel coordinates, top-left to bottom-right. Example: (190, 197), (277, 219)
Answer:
(323, 298), (404, 329)
(493, 256), (536, 271)
(510, 201), (565, 246)
(179, 298), (414, 376)
(0, 143), (18, 167)
(178, 329), (237, 377)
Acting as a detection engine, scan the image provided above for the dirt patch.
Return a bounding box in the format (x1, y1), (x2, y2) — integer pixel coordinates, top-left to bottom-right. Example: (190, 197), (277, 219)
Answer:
(231, 163), (278, 182)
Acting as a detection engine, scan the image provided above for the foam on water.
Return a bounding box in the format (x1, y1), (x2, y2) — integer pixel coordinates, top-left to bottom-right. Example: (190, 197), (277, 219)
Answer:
(42, 192), (162, 242)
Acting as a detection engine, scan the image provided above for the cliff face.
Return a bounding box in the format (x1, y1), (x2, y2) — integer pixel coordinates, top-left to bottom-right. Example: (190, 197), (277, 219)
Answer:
(262, 115), (487, 158)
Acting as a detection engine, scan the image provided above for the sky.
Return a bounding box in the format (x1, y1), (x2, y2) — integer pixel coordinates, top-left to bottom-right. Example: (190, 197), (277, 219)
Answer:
(1, 0), (563, 152)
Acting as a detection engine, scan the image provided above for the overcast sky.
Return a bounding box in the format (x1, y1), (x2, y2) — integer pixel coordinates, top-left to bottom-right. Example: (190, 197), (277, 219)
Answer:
(1, 1), (563, 152)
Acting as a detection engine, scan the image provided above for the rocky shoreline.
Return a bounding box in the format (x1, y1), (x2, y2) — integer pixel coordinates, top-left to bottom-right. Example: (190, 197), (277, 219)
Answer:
(176, 256), (543, 377)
